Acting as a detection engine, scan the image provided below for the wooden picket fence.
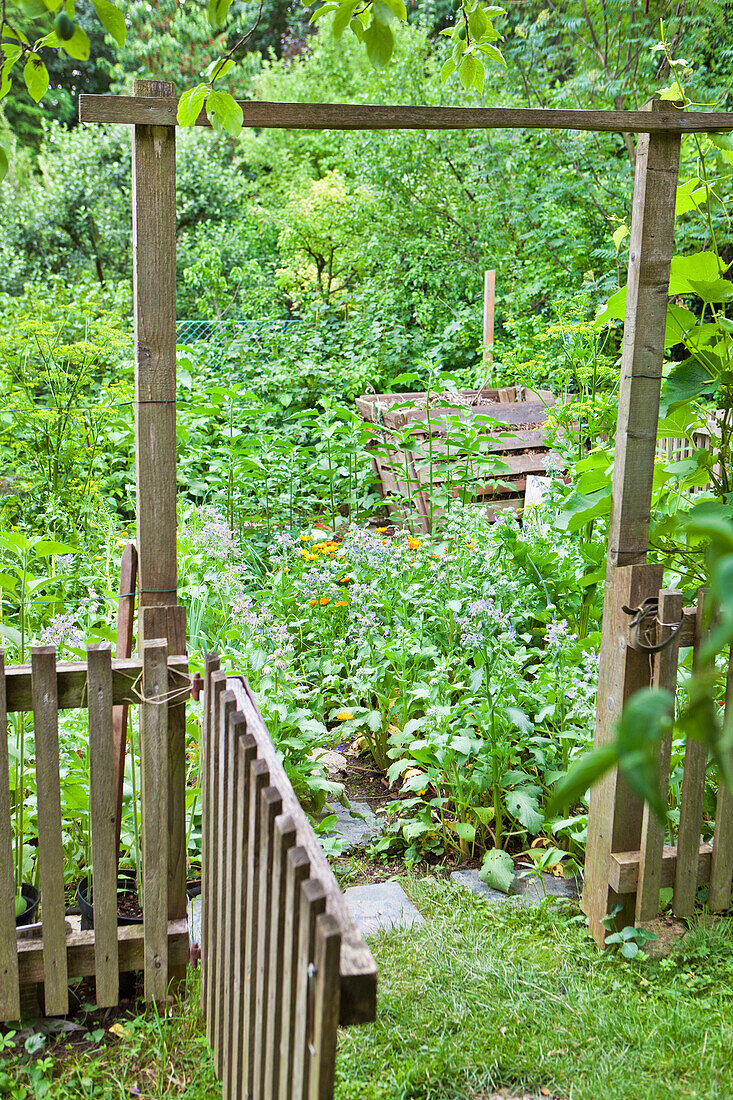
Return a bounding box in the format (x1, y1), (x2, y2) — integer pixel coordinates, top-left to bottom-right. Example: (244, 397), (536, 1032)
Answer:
(583, 581), (733, 934)
(0, 641), (190, 1021)
(201, 658), (377, 1100)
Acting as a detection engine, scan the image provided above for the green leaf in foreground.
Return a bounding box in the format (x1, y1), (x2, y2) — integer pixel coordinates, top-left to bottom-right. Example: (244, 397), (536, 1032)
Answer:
(479, 847), (514, 893)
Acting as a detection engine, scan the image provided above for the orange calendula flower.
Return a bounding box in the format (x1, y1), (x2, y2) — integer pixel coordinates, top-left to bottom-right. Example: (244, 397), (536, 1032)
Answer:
(334, 599), (348, 607)
(284, 568), (290, 574)
(432, 553), (441, 560)
(320, 596), (330, 606)
(376, 526), (389, 534)
(408, 537), (421, 550)
(340, 576), (351, 584)
(309, 599), (317, 606)
(336, 711), (353, 721)
(299, 534), (312, 541)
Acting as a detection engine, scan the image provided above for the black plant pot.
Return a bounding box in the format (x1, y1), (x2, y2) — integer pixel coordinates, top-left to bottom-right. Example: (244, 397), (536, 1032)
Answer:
(15, 883), (40, 927)
(77, 870), (143, 931)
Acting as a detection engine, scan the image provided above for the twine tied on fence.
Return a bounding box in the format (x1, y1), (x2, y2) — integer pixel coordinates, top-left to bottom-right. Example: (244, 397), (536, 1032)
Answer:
(126, 663), (192, 707)
(622, 597), (685, 653)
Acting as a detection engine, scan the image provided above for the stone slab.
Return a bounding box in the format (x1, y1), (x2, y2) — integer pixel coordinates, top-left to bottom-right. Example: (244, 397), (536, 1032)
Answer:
(321, 801), (382, 853)
(451, 867), (579, 906)
(344, 882), (425, 936)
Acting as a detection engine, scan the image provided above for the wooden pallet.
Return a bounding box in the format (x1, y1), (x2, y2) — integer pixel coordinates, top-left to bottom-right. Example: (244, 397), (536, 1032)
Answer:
(357, 387), (559, 533)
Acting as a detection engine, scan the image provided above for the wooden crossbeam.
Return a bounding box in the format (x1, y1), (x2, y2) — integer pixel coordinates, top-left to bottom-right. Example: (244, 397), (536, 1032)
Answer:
(78, 95), (733, 133)
(17, 920), (189, 984)
(5, 655), (189, 712)
(610, 843), (713, 895)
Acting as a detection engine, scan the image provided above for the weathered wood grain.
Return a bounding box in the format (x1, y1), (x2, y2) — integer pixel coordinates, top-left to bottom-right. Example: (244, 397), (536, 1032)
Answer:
(199, 653), (219, 1017)
(308, 914), (342, 1100)
(0, 655), (20, 1021)
(16, 920), (189, 984)
(243, 759), (270, 1099)
(227, 677), (377, 1025)
(709, 649), (733, 911)
(607, 100), (682, 568)
(4, 655), (189, 713)
(611, 843), (713, 894)
(87, 644), (119, 1007)
(32, 647), (68, 1015)
(213, 689), (236, 1079)
(635, 591), (683, 922)
(280, 847), (311, 1098)
(253, 784), (283, 1099)
(132, 79), (177, 625)
(141, 639), (169, 1003)
(229, 726), (256, 1100)
(79, 95), (733, 133)
(581, 564), (664, 945)
(264, 813), (297, 1100)
(113, 543), (137, 857)
(674, 597), (711, 918)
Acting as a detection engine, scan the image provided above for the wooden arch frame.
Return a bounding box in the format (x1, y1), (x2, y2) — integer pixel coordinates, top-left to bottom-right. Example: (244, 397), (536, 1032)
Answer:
(79, 85), (733, 945)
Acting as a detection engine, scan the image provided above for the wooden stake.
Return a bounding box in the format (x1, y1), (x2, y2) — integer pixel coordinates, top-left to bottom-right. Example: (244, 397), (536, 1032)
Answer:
(482, 269), (495, 371)
(113, 543), (137, 860)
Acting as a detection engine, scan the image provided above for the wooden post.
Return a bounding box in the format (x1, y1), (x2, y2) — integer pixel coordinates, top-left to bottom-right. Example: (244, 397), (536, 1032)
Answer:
(482, 269), (495, 371)
(0, 655), (20, 1022)
(606, 99), (681, 569)
(709, 649), (733, 911)
(132, 78), (178, 621)
(582, 105), (682, 946)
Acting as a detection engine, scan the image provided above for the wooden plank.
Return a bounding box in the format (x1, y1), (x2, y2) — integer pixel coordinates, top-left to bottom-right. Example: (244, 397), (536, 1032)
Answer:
(87, 643), (119, 1008)
(581, 564), (663, 945)
(293, 878), (327, 1100)
(279, 847), (311, 1099)
(213, 689), (236, 1079)
(199, 652), (219, 1016)
(227, 677), (377, 1026)
(308, 914), (342, 1100)
(132, 79), (178, 627)
(264, 813), (297, 1100)
(253, 785), (283, 1100)
(141, 638), (169, 1003)
(0, 654), (20, 1021)
(204, 669), (226, 1042)
(610, 842), (713, 894)
(674, 597), (712, 917)
(4, 655), (189, 713)
(635, 591), (683, 922)
(162, 605), (187, 989)
(243, 759), (270, 1100)
(32, 646), (68, 1015)
(709, 649), (733, 911)
(607, 101), (682, 569)
(229, 727), (257, 1100)
(220, 704), (241, 1100)
(113, 543), (137, 857)
(483, 270), (496, 371)
(382, 401), (551, 431)
(79, 95), (733, 134)
(16, 920), (189, 983)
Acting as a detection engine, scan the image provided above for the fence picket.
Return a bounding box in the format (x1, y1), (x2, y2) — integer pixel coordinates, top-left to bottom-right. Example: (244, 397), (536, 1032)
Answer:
(214, 689), (236, 1078)
(87, 644), (119, 1007)
(141, 639), (169, 1003)
(635, 590), (683, 922)
(279, 847), (311, 1100)
(264, 814), (297, 1100)
(32, 646), (68, 1015)
(205, 669), (227, 1041)
(242, 759), (270, 1100)
(674, 597), (711, 918)
(0, 654), (20, 1021)
(308, 914), (342, 1100)
(294, 878), (327, 1100)
(220, 706), (243, 1100)
(709, 649), (733, 911)
(229, 727), (256, 1100)
(200, 653), (220, 1015)
(253, 785), (283, 1099)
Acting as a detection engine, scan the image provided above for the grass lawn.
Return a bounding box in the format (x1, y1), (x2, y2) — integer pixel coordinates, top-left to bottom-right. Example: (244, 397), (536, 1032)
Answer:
(2, 876), (732, 1099)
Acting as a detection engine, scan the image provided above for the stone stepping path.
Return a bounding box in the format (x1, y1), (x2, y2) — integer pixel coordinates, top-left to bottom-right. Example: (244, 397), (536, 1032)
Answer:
(343, 882), (424, 936)
(188, 880), (423, 945)
(451, 868), (579, 905)
(320, 801), (382, 853)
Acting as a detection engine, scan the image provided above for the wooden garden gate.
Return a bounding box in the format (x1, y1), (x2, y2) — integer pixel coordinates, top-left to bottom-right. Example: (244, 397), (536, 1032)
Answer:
(200, 658), (377, 1100)
(75, 85), (733, 987)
